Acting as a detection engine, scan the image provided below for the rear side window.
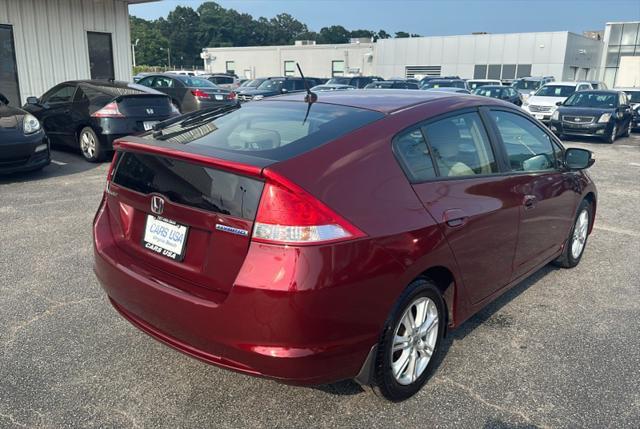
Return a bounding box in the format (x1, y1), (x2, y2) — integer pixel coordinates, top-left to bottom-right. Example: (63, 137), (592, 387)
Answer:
(143, 101), (384, 162)
(394, 129), (437, 182)
(423, 112), (498, 177)
(489, 110), (556, 172)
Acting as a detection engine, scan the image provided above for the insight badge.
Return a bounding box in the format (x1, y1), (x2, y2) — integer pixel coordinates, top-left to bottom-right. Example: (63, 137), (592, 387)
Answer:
(215, 224), (249, 237)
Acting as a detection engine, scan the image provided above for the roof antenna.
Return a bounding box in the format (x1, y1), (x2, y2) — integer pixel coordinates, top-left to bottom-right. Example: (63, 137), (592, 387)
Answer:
(296, 62), (317, 124)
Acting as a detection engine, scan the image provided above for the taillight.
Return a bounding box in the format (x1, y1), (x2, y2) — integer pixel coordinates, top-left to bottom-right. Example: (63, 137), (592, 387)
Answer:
(104, 151), (119, 195)
(252, 171), (365, 245)
(226, 91), (237, 101)
(92, 102), (124, 118)
(191, 89), (210, 99)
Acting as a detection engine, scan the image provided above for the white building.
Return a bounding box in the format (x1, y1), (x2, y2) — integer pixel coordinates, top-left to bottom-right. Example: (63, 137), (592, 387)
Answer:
(202, 31), (604, 83)
(0, 0), (156, 105)
(599, 21), (640, 87)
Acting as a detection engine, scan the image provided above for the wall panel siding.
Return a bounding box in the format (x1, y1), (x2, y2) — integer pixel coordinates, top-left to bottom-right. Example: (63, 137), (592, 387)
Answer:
(0, 0), (133, 103)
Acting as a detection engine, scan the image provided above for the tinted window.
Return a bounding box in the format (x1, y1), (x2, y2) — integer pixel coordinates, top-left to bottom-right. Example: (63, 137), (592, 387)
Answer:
(564, 92), (617, 108)
(87, 32), (114, 80)
(535, 85), (577, 97)
(43, 85), (76, 104)
(394, 129), (437, 182)
(142, 101), (384, 162)
(258, 80), (283, 91)
(423, 112), (498, 177)
(112, 152), (264, 220)
(138, 77), (155, 87)
(152, 76), (175, 88)
(179, 76), (216, 88)
(489, 111), (555, 172)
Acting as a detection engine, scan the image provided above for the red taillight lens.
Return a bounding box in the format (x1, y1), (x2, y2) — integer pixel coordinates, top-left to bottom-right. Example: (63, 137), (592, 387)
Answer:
(191, 89), (210, 99)
(92, 102), (124, 118)
(226, 91), (237, 100)
(252, 171), (365, 245)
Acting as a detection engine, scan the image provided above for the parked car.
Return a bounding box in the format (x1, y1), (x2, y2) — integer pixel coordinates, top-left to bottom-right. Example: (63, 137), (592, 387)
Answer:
(419, 76), (460, 87)
(549, 90), (634, 143)
(0, 92), (50, 174)
(94, 90), (597, 402)
(618, 87), (640, 130)
(137, 74), (238, 114)
(310, 84), (356, 92)
(420, 79), (467, 90)
(22, 80), (179, 162)
(166, 70), (207, 77)
(424, 87), (471, 94)
(466, 79), (502, 91)
(236, 77), (322, 101)
(512, 76), (555, 99)
(326, 76), (383, 89)
(473, 85), (523, 105)
(364, 80), (420, 89)
(522, 81), (593, 123)
(205, 73), (241, 90)
(239, 78), (266, 89)
(133, 72), (153, 83)
(586, 80), (607, 90)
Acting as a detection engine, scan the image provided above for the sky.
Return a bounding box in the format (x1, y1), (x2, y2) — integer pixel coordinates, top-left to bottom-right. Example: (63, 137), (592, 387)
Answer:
(129, 0), (640, 36)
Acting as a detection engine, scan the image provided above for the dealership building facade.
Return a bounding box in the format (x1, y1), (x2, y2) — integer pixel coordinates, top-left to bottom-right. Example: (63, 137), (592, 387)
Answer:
(0, 0), (156, 105)
(203, 22), (640, 88)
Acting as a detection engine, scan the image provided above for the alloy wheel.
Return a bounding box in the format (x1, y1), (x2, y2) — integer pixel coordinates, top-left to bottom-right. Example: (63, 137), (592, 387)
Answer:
(571, 209), (589, 260)
(81, 131), (96, 159)
(609, 125), (617, 143)
(391, 297), (439, 385)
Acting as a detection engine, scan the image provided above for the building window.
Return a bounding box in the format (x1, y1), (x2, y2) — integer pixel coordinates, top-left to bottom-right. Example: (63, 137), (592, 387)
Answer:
(87, 32), (114, 80)
(405, 65), (441, 78)
(226, 61), (235, 74)
(0, 24), (20, 105)
(284, 61), (295, 76)
(603, 22), (640, 88)
(332, 60), (345, 77)
(501, 64), (517, 80)
(487, 64), (501, 80)
(474, 64), (487, 79)
(516, 64), (532, 78)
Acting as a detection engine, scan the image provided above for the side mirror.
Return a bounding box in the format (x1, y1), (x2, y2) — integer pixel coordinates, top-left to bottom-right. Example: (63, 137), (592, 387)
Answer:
(565, 148), (594, 170)
(26, 96), (39, 105)
(556, 101), (563, 106)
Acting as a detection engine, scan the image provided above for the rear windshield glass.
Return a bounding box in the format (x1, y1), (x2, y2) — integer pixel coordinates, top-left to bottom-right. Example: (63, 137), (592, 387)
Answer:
(422, 81), (465, 89)
(327, 77), (351, 85)
(624, 90), (640, 103)
(535, 85), (576, 97)
(177, 76), (217, 88)
(474, 87), (504, 98)
(142, 101), (384, 162)
(467, 81), (498, 90)
(513, 80), (541, 91)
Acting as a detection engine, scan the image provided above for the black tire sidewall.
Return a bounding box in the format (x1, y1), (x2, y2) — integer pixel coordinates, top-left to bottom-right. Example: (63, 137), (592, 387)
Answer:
(566, 200), (592, 266)
(375, 279), (445, 401)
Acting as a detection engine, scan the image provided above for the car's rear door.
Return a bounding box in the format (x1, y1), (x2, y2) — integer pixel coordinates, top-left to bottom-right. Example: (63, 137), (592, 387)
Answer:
(402, 109), (521, 304)
(484, 108), (578, 278)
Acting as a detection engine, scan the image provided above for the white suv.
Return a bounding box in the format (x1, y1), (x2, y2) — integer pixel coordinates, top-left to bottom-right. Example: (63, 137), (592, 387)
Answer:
(523, 81), (593, 123)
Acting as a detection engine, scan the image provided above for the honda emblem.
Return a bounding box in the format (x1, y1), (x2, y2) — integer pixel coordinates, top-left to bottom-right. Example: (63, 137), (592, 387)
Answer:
(146, 108), (154, 115)
(151, 196), (164, 215)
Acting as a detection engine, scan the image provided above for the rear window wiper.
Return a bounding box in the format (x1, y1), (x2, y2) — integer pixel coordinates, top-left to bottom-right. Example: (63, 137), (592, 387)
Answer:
(151, 104), (240, 137)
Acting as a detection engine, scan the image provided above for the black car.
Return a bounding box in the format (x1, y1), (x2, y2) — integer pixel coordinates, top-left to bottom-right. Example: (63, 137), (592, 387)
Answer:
(23, 81), (179, 162)
(418, 75), (460, 87)
(618, 88), (640, 130)
(138, 74), (237, 113)
(236, 77), (322, 101)
(420, 78), (468, 90)
(473, 85), (523, 106)
(0, 92), (50, 174)
(364, 80), (419, 89)
(325, 76), (382, 89)
(549, 90), (634, 143)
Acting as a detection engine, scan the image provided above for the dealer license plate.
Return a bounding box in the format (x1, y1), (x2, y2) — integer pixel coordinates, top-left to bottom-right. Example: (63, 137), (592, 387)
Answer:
(143, 121), (159, 131)
(143, 215), (188, 261)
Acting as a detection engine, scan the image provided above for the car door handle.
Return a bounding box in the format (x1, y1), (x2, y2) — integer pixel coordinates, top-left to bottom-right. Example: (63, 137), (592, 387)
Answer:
(443, 208), (468, 227)
(523, 195), (537, 210)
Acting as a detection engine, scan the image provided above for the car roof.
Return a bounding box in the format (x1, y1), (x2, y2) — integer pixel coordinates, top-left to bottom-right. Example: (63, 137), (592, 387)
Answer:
(544, 81), (591, 87)
(468, 79), (501, 82)
(477, 85), (506, 89)
(614, 87), (640, 91)
(275, 89), (479, 114)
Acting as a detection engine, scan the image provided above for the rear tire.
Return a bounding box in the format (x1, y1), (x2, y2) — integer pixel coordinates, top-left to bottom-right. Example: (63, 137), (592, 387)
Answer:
(553, 199), (592, 268)
(604, 124), (617, 144)
(79, 127), (105, 163)
(622, 121), (631, 137)
(372, 278), (445, 402)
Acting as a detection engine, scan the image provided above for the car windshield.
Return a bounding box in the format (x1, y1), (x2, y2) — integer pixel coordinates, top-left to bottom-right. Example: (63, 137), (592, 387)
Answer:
(468, 81), (497, 90)
(563, 92), (617, 108)
(535, 85), (576, 97)
(474, 87), (504, 98)
(143, 101), (384, 161)
(179, 76), (217, 88)
(327, 78), (351, 85)
(422, 81), (465, 89)
(366, 82), (393, 88)
(513, 80), (541, 91)
(247, 79), (265, 88)
(257, 80), (284, 90)
(624, 90), (640, 104)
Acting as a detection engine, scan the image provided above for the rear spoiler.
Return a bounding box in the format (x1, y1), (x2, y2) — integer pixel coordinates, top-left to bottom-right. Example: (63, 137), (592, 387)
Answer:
(113, 93), (171, 103)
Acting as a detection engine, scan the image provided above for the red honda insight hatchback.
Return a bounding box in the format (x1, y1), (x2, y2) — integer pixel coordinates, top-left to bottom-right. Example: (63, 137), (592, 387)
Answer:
(93, 90), (597, 401)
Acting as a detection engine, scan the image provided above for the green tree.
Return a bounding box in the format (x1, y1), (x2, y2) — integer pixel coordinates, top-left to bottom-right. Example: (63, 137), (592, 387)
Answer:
(318, 25), (351, 44)
(375, 30), (391, 40)
(269, 13), (309, 45)
(158, 6), (202, 67)
(395, 31), (411, 38)
(350, 29), (374, 40)
(130, 16), (169, 66)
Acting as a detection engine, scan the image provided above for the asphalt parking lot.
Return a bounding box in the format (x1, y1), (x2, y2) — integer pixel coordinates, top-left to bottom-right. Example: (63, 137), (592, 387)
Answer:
(1, 134), (639, 429)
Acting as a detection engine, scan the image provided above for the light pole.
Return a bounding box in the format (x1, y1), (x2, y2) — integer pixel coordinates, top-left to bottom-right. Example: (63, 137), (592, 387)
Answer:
(160, 47), (171, 68)
(132, 38), (140, 67)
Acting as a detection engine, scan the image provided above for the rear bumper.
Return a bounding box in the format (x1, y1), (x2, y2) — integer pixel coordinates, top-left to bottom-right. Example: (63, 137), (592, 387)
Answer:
(93, 201), (398, 385)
